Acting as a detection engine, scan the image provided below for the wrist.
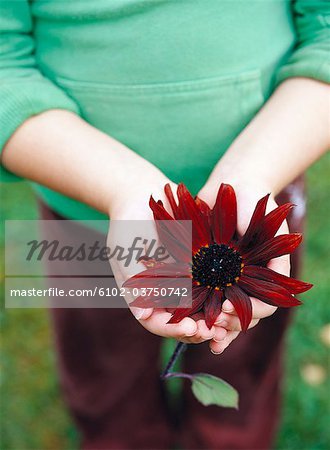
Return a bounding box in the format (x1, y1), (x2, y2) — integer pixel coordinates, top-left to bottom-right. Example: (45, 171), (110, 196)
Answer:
(107, 170), (172, 218)
(199, 169), (272, 208)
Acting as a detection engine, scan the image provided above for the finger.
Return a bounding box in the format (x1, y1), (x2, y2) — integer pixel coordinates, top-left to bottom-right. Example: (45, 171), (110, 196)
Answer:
(215, 311), (259, 331)
(209, 331), (240, 354)
(110, 260), (142, 306)
(213, 326), (228, 342)
(130, 306), (153, 320)
(276, 216), (290, 235)
(221, 294), (277, 321)
(196, 320), (216, 340)
(250, 297), (277, 319)
(212, 300), (234, 328)
(140, 309), (198, 339)
(267, 216), (290, 276)
(182, 320), (217, 344)
(112, 257), (147, 289)
(221, 299), (235, 314)
(268, 254), (290, 276)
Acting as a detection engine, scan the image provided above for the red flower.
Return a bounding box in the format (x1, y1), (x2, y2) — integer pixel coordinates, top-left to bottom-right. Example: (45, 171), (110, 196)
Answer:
(124, 183), (312, 330)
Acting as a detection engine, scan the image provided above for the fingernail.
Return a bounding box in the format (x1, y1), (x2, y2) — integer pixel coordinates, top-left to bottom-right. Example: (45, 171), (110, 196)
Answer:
(213, 334), (226, 343)
(131, 307), (145, 320)
(215, 319), (228, 327)
(210, 349), (223, 355)
(222, 300), (234, 313)
(185, 325), (198, 337)
(185, 330), (197, 337)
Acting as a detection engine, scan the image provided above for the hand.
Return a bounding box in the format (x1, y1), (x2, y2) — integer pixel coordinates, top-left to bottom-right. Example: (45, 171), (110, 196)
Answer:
(108, 169), (227, 344)
(198, 182), (290, 354)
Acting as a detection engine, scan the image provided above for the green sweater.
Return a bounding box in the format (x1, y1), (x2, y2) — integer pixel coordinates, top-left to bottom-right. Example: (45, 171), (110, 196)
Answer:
(1, 0), (329, 220)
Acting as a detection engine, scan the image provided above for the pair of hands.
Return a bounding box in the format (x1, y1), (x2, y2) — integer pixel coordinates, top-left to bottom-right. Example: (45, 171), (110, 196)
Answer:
(108, 167), (289, 355)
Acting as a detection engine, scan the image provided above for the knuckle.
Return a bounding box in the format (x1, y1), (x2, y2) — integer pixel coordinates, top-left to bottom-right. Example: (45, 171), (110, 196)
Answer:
(200, 332), (213, 341)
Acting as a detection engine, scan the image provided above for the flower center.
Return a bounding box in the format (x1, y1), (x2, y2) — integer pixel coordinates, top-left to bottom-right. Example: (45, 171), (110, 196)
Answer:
(192, 243), (242, 289)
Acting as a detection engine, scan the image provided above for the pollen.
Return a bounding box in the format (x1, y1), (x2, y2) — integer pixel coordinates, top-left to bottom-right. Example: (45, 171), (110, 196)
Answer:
(192, 243), (242, 289)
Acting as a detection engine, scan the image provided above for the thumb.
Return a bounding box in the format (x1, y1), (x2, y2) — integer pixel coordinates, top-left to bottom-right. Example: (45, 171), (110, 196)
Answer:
(130, 307), (153, 321)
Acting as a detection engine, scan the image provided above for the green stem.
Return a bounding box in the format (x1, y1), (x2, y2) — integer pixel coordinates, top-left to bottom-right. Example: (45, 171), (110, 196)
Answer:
(160, 341), (188, 380)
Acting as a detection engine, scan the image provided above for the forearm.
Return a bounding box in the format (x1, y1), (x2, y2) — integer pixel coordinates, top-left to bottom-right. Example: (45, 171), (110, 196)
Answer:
(1, 110), (166, 215)
(202, 78), (330, 196)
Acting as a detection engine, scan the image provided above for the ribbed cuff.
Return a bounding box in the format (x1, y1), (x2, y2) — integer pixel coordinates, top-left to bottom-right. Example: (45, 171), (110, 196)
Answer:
(0, 77), (80, 182)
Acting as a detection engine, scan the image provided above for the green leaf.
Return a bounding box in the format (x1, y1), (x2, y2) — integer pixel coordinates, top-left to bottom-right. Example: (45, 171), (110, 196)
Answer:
(191, 373), (239, 408)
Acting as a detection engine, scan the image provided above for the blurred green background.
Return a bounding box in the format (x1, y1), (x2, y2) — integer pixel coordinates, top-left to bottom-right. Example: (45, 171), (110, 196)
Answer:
(1, 154), (329, 450)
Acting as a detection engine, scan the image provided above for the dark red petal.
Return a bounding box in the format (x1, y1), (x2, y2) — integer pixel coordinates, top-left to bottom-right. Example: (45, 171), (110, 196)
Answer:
(167, 286), (209, 324)
(123, 262), (190, 288)
(243, 233), (302, 265)
(129, 278), (193, 308)
(129, 296), (154, 308)
(164, 183), (181, 219)
(149, 196), (174, 221)
(123, 277), (186, 292)
(224, 285), (252, 331)
(167, 309), (192, 323)
(245, 203), (295, 250)
(138, 262), (189, 278)
(159, 218), (192, 252)
(204, 289), (223, 329)
(138, 257), (165, 268)
(238, 274), (302, 308)
(189, 310), (205, 322)
(150, 196), (192, 261)
(260, 203), (295, 241)
(186, 285), (207, 302)
(195, 196), (211, 237)
(195, 196), (211, 217)
(238, 194), (270, 249)
(243, 265), (313, 294)
(155, 221), (192, 262)
(151, 196), (192, 249)
(130, 295), (175, 308)
(212, 184), (237, 244)
(177, 184), (211, 250)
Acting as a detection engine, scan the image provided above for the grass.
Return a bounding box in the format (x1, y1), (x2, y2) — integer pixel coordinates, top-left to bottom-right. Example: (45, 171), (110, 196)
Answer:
(1, 154), (329, 450)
